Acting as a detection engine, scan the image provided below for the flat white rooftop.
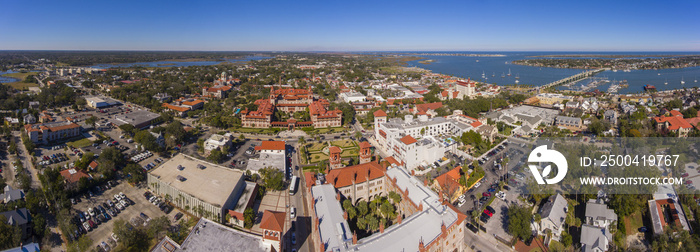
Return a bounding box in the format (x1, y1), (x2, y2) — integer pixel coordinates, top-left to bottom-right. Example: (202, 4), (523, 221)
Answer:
(149, 154), (244, 207)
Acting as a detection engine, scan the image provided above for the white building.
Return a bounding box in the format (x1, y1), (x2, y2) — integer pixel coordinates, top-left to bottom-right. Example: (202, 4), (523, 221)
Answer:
(339, 91), (367, 103)
(204, 133), (232, 152)
(537, 194), (568, 244)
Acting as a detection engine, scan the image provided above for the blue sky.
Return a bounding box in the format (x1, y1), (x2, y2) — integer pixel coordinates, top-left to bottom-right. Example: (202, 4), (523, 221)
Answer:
(1, 0), (699, 51)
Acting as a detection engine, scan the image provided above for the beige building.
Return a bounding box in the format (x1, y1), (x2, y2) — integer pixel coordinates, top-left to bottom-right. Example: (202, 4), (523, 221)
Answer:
(147, 154), (253, 224)
(326, 161), (387, 203)
(23, 121), (81, 144)
(536, 93), (573, 106)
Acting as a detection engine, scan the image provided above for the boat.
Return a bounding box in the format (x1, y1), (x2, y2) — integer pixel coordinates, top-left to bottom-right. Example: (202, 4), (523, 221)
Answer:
(515, 73), (520, 79)
(515, 79), (519, 84)
(476, 60), (479, 62)
(507, 69), (511, 76)
(492, 72), (495, 77)
(658, 73), (661, 75)
(612, 69), (618, 72)
(664, 78), (668, 85)
(695, 77), (698, 83)
(681, 77), (685, 84)
(501, 72), (505, 78)
(482, 71), (486, 77)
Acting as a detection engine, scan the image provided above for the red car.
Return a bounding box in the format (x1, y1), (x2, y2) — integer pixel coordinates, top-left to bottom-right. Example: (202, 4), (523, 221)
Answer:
(482, 192), (491, 197)
(682, 173), (689, 178)
(483, 209), (493, 217)
(686, 180), (693, 184)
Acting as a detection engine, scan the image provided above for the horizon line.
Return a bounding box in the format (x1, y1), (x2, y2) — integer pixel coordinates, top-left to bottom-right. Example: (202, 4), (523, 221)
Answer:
(1, 49), (700, 53)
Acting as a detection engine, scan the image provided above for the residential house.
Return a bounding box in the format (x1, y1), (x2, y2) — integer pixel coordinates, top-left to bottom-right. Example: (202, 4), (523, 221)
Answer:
(584, 199), (618, 229)
(0, 208), (31, 239)
(23, 114), (36, 124)
(603, 110), (617, 125)
(0, 186), (25, 204)
(580, 224), (612, 252)
(537, 194), (568, 243)
(555, 116), (583, 131)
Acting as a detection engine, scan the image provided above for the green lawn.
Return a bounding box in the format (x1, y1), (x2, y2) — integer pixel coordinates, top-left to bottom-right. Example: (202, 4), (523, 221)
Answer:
(67, 138), (92, 148)
(229, 127), (278, 135)
(306, 143), (326, 153)
(331, 139), (357, 148)
(1, 72), (40, 89)
(309, 153), (329, 162)
(340, 149), (358, 158)
(315, 127), (346, 134)
(625, 212), (644, 234)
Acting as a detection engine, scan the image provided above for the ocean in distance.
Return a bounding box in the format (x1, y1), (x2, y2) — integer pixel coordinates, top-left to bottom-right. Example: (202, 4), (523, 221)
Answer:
(376, 51), (700, 94)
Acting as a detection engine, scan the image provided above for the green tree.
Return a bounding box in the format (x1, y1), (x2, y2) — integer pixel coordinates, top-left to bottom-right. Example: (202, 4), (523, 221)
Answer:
(85, 115), (98, 128)
(244, 208), (256, 229)
(259, 167), (285, 191)
(0, 216), (21, 250)
(67, 235), (93, 252)
(507, 204), (532, 241)
(146, 216), (171, 239)
(388, 191), (401, 204)
(124, 163), (145, 184)
(208, 149), (223, 163)
(134, 130), (161, 151)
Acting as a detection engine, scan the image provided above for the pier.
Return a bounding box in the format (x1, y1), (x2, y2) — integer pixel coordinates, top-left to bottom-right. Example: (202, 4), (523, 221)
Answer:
(535, 68), (607, 92)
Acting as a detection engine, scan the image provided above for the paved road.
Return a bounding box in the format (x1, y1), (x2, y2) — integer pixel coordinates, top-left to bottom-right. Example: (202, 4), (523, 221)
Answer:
(289, 142), (312, 252)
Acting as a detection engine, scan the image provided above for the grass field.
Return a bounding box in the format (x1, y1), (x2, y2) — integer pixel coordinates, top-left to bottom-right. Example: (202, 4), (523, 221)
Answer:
(624, 212), (644, 235)
(1, 72), (40, 89)
(67, 138), (92, 148)
(306, 143), (326, 152)
(331, 139), (357, 148)
(309, 153), (329, 162)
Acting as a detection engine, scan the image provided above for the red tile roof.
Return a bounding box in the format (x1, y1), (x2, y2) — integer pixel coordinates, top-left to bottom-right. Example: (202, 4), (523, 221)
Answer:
(399, 135), (417, 145)
(384, 156), (401, 166)
(415, 102), (443, 114)
(329, 146), (341, 154)
(88, 161), (99, 171)
(373, 110), (387, 117)
(435, 166), (462, 194)
(60, 169), (90, 184)
(327, 162), (385, 188)
(255, 141), (286, 151)
(162, 103), (190, 112)
(654, 116), (693, 130)
(260, 210), (286, 232)
(670, 110), (683, 117)
(359, 141), (372, 149)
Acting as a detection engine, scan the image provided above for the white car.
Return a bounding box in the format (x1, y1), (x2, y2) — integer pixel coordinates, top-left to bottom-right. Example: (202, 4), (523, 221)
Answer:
(119, 192), (126, 199)
(290, 207), (296, 219)
(473, 182), (481, 188)
(114, 194), (121, 201)
(88, 208), (95, 217)
(457, 198), (467, 207)
(115, 203), (124, 210)
(496, 191), (506, 200)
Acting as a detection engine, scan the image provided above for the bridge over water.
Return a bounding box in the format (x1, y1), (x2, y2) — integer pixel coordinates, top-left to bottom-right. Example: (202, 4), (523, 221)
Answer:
(534, 68), (607, 92)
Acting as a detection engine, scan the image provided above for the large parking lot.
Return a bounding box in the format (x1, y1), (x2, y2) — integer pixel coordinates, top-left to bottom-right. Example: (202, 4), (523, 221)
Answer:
(72, 179), (180, 250)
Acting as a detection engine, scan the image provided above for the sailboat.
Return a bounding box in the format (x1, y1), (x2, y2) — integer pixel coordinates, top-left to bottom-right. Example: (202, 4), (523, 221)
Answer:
(665, 78), (668, 85)
(681, 77), (685, 85)
(501, 72), (505, 78)
(492, 72), (495, 77)
(507, 69), (511, 76)
(482, 71), (486, 78)
(515, 73), (520, 79)
(695, 77), (698, 83)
